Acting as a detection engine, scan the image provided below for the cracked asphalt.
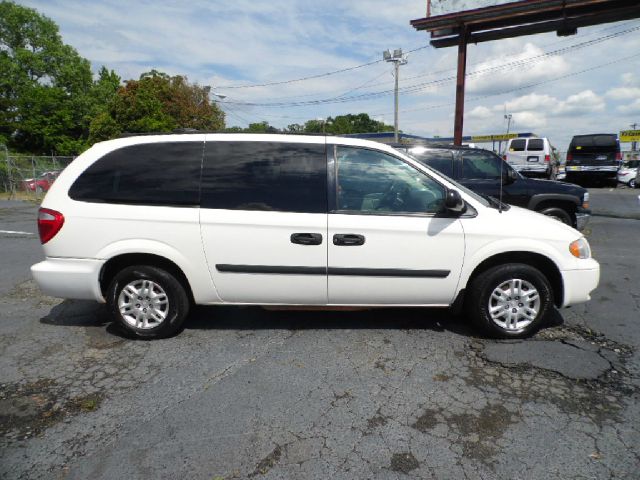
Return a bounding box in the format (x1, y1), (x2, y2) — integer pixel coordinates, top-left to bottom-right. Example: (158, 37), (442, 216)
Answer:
(1, 189), (639, 480)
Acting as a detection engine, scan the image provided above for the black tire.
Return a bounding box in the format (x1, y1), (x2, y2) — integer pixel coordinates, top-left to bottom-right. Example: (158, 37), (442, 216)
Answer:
(466, 263), (553, 338)
(538, 206), (573, 226)
(629, 178), (636, 189)
(107, 265), (190, 339)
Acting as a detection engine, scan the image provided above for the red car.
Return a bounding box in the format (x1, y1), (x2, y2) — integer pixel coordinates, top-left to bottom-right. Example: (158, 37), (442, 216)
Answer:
(22, 171), (61, 193)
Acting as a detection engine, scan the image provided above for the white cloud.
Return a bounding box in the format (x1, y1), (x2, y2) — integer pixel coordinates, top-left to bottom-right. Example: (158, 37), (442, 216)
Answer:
(556, 90), (605, 115)
(501, 93), (557, 112)
(618, 99), (640, 114)
(621, 72), (640, 87)
(467, 106), (493, 119)
(511, 111), (547, 130)
(466, 43), (570, 95)
(605, 87), (640, 100)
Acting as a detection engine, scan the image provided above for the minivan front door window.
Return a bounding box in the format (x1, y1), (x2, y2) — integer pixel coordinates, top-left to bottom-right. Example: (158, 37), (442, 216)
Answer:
(335, 147), (445, 215)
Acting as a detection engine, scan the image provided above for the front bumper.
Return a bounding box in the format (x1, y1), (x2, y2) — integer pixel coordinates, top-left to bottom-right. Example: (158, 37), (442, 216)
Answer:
(575, 211), (590, 231)
(31, 258), (105, 302)
(560, 260), (600, 307)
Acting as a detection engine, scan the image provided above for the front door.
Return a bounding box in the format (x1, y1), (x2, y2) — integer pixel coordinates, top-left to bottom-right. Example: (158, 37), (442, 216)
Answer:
(200, 138), (328, 304)
(327, 145), (465, 305)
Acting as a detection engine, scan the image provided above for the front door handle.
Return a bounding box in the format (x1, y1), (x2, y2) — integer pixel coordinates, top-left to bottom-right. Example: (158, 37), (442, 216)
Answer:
(291, 233), (323, 245)
(333, 234), (365, 246)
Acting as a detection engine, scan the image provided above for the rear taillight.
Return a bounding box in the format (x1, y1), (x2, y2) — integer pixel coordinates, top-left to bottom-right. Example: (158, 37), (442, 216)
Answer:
(616, 152), (622, 160)
(544, 154), (550, 163)
(502, 155), (506, 160)
(566, 153), (573, 161)
(38, 208), (64, 244)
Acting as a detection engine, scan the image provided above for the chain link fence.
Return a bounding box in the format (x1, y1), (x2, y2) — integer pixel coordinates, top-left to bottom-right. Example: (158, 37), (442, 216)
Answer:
(1, 152), (75, 201)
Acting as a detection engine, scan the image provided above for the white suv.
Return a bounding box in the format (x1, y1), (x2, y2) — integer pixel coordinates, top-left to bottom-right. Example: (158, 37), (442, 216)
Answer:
(31, 134), (599, 339)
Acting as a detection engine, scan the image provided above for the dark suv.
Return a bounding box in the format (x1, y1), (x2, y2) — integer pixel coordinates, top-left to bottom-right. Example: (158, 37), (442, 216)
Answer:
(566, 134), (620, 187)
(395, 145), (590, 230)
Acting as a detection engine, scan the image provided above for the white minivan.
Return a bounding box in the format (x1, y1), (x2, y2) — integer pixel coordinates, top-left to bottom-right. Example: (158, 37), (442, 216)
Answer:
(32, 134), (599, 339)
(504, 137), (556, 179)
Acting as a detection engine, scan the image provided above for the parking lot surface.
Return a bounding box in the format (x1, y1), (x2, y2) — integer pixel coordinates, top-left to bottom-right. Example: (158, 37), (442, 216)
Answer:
(1, 190), (639, 480)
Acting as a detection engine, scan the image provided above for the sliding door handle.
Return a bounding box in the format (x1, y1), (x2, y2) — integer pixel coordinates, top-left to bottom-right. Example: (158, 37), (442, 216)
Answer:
(333, 234), (365, 246)
(290, 233), (323, 245)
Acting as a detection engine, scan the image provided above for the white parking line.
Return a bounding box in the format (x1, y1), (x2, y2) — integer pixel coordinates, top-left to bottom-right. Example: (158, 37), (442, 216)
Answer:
(0, 230), (35, 235)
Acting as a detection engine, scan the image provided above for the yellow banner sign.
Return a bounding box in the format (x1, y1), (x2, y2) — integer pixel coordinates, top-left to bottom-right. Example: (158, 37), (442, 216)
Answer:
(471, 133), (518, 142)
(620, 130), (640, 142)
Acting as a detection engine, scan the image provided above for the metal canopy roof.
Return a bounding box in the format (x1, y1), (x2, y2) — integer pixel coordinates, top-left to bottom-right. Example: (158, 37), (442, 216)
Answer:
(411, 0), (640, 48)
(409, 0), (640, 145)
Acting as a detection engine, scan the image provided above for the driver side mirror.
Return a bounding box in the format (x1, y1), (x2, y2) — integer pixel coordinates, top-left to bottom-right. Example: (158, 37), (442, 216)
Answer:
(503, 168), (518, 184)
(444, 189), (465, 213)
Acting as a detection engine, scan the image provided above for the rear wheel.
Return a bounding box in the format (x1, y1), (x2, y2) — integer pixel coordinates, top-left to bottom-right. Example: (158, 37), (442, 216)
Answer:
(538, 206), (572, 226)
(630, 178), (636, 189)
(466, 263), (553, 338)
(107, 265), (190, 339)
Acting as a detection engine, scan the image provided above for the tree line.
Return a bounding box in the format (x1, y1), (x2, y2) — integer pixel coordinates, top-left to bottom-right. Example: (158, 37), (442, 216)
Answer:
(0, 1), (394, 156)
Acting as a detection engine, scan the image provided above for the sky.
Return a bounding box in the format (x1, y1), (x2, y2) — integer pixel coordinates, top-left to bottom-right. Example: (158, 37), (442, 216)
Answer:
(19, 0), (640, 151)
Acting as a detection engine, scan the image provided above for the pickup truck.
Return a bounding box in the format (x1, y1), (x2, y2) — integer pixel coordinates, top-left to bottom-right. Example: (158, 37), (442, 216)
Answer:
(395, 145), (590, 231)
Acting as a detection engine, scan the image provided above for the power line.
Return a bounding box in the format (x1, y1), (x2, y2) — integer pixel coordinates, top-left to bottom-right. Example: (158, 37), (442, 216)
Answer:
(374, 52), (640, 117)
(218, 24), (640, 108)
(216, 45), (431, 90)
(215, 20), (638, 101)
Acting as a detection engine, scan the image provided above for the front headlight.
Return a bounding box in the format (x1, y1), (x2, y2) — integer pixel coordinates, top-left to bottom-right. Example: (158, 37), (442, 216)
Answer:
(569, 237), (591, 259)
(582, 192), (589, 209)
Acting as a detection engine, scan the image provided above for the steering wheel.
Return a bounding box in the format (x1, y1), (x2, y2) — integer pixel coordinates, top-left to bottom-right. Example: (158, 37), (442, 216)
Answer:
(378, 181), (405, 211)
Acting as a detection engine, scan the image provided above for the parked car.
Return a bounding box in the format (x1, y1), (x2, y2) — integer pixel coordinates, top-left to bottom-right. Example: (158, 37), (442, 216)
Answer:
(617, 159), (639, 188)
(566, 134), (621, 186)
(21, 171), (61, 193)
(31, 134), (599, 340)
(504, 137), (557, 179)
(395, 144), (590, 230)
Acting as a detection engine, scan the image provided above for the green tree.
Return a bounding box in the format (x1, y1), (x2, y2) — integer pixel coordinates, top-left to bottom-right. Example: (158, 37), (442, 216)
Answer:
(246, 121), (278, 133)
(325, 113), (393, 135)
(0, 1), (97, 154)
(90, 70), (225, 142)
(286, 123), (304, 133)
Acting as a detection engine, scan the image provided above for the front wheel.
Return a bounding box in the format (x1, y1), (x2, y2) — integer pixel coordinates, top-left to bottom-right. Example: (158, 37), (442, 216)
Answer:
(107, 265), (190, 339)
(538, 206), (573, 226)
(466, 263), (553, 338)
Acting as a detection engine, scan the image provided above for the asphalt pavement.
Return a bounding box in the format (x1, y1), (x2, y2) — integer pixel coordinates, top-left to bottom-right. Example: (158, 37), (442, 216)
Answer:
(0, 190), (639, 480)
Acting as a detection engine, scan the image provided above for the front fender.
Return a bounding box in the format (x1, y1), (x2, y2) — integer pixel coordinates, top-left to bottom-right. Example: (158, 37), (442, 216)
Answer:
(527, 193), (580, 211)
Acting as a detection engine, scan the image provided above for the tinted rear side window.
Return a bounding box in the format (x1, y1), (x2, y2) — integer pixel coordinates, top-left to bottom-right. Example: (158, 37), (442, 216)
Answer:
(510, 139), (526, 151)
(201, 141), (327, 213)
(527, 139), (544, 151)
(69, 142), (203, 206)
(407, 150), (455, 178)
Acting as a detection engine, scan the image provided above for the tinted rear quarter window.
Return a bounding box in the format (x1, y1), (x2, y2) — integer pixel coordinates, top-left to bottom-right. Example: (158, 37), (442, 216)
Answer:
(408, 150), (455, 178)
(461, 150), (504, 179)
(510, 139), (526, 151)
(527, 139), (544, 151)
(201, 141), (327, 213)
(69, 142), (203, 206)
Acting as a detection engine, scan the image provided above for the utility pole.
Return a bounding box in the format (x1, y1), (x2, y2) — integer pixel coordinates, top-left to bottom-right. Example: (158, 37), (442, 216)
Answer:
(500, 113), (512, 155)
(383, 49), (408, 143)
(631, 122), (638, 151)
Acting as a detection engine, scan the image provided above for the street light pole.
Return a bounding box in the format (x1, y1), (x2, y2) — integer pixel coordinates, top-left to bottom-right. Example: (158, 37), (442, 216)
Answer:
(383, 49), (408, 143)
(631, 122), (638, 152)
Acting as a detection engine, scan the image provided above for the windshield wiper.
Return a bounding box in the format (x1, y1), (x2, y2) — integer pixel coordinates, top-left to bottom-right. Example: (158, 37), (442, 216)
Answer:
(481, 194), (511, 210)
